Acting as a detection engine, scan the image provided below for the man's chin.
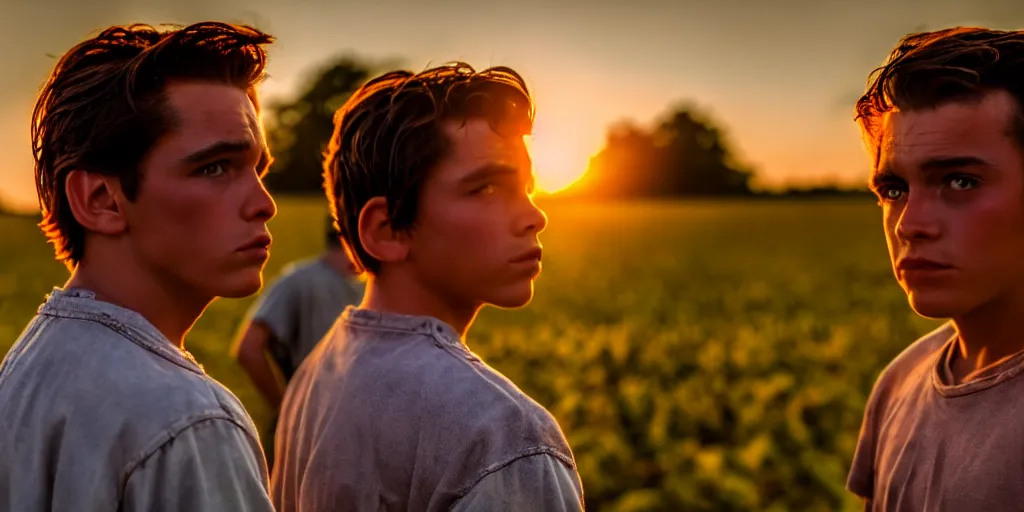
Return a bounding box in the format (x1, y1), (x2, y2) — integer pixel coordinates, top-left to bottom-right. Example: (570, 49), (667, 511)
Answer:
(211, 272), (264, 299)
(486, 282), (535, 309)
(907, 290), (968, 320)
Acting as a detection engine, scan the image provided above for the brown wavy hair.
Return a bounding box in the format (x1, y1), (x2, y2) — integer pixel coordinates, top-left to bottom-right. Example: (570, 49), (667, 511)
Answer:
(322, 62), (534, 275)
(856, 27), (1024, 157)
(32, 21), (273, 270)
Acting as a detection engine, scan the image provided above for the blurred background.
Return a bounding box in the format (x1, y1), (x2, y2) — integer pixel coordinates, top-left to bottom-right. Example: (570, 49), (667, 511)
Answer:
(2, 0), (1019, 510)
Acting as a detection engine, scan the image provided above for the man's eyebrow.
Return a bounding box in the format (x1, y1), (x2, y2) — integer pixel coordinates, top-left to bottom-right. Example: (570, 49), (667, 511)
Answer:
(869, 168), (901, 189)
(872, 155), (991, 185)
(180, 140), (253, 165)
(918, 155), (990, 172)
(459, 163), (520, 184)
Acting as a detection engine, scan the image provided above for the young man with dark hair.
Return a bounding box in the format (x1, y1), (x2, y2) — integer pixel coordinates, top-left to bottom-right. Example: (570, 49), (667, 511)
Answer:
(233, 214), (364, 470)
(271, 63), (584, 511)
(0, 22), (278, 510)
(849, 27), (1024, 510)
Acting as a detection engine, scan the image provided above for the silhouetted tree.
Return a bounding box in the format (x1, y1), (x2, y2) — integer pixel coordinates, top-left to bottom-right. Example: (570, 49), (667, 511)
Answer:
(575, 121), (662, 198)
(262, 54), (382, 193)
(655, 103), (753, 196)
(580, 103), (754, 198)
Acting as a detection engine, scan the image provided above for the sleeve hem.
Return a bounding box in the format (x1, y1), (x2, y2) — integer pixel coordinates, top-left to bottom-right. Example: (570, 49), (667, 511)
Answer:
(453, 448), (578, 501)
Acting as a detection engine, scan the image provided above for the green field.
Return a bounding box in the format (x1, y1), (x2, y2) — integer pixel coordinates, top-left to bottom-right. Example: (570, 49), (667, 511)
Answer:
(0, 197), (939, 511)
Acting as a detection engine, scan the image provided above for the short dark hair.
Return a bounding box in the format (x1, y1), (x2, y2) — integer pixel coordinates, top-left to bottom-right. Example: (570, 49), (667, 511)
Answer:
(856, 27), (1024, 154)
(322, 62), (534, 275)
(32, 22), (274, 270)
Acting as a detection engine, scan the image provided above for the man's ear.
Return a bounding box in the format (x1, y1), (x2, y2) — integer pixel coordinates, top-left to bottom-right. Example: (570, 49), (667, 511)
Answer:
(357, 197), (410, 266)
(63, 170), (128, 235)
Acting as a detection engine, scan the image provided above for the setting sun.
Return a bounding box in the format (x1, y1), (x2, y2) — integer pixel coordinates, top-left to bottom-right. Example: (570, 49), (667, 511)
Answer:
(525, 123), (591, 194)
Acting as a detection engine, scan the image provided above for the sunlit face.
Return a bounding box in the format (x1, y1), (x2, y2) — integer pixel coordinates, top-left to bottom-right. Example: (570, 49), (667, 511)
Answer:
(870, 90), (1024, 319)
(123, 81), (277, 300)
(406, 118), (548, 309)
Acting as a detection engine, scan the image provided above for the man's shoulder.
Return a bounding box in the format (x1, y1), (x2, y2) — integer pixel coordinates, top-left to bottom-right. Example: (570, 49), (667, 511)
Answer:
(872, 321), (955, 396)
(261, 257), (352, 299)
(846, 321), (956, 500)
(344, 329), (565, 431)
(0, 318), (267, 512)
(256, 258), (314, 293)
(1, 315), (250, 448)
(247, 258), (323, 317)
(300, 325), (572, 451)
(444, 358), (558, 423)
(417, 348), (574, 456)
(275, 257), (327, 281)
(858, 321), (955, 430)
(416, 351), (580, 497)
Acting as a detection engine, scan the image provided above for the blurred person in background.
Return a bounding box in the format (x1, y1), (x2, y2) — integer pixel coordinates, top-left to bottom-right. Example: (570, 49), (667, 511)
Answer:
(233, 213), (364, 470)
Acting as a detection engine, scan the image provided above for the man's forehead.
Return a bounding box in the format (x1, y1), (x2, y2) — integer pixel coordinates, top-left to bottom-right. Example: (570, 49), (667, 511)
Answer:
(444, 118), (529, 162)
(874, 111), (1019, 179)
(878, 108), (982, 156)
(165, 82), (265, 143)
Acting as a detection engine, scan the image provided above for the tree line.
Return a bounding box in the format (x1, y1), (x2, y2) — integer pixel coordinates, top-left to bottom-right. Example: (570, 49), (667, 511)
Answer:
(254, 54), (866, 199)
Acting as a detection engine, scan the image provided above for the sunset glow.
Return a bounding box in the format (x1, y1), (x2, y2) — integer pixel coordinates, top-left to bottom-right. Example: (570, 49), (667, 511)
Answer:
(525, 121), (593, 194)
(1, 1), (993, 211)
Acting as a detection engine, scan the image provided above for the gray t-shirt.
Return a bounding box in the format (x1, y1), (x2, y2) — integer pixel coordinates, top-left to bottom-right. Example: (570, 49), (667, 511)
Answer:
(246, 256), (364, 380)
(271, 307), (584, 511)
(0, 288), (273, 511)
(847, 321), (1024, 510)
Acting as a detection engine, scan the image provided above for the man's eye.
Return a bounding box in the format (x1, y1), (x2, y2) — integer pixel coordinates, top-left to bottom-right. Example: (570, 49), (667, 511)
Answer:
(874, 185), (905, 203)
(949, 176), (977, 191)
(197, 162), (228, 177)
(475, 184), (497, 195)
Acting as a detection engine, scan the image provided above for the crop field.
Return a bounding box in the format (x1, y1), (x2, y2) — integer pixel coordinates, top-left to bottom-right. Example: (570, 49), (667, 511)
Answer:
(0, 197), (939, 511)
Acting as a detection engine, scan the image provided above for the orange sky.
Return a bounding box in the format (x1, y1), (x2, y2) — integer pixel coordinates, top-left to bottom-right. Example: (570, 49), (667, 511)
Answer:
(1, 0), (1021, 210)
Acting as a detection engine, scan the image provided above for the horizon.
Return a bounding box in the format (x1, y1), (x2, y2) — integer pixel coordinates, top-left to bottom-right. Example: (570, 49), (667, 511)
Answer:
(2, 0), (1021, 211)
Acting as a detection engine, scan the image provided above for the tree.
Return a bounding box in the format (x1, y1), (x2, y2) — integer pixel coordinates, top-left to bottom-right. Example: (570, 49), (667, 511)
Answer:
(262, 54), (385, 193)
(574, 121), (662, 198)
(580, 103), (754, 198)
(655, 102), (754, 196)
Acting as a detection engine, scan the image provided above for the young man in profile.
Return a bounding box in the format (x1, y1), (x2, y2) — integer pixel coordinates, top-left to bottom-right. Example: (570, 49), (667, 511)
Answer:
(0, 22), (278, 510)
(848, 27), (1024, 510)
(271, 63), (584, 511)
(234, 214), (364, 470)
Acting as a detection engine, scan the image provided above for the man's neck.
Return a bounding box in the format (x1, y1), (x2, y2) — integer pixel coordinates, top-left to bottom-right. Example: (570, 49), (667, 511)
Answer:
(66, 250), (209, 348)
(951, 290), (1024, 382)
(359, 271), (479, 339)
